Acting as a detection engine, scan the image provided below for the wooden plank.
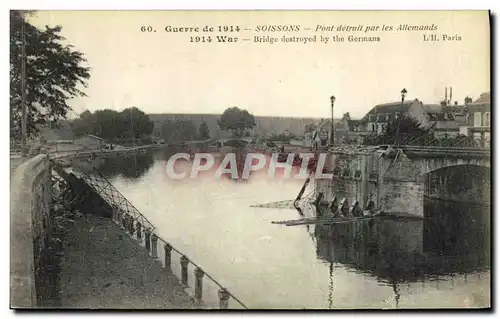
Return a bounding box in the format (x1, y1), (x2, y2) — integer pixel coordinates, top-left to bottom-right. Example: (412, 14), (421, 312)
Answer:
(272, 216), (376, 226)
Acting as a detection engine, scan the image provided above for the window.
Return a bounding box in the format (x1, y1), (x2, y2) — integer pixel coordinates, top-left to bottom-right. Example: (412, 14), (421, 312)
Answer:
(474, 112), (482, 127)
(484, 112), (490, 127)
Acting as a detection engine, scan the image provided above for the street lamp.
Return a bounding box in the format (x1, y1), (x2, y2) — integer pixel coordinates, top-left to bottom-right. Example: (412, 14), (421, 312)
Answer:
(330, 96), (335, 145)
(395, 88), (407, 146)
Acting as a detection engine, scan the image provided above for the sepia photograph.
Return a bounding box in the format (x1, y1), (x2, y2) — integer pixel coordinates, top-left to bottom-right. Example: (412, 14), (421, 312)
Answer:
(9, 9), (491, 310)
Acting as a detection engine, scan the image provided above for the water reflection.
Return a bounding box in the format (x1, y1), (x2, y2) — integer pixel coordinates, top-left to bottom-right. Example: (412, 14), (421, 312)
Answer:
(315, 199), (490, 307)
(99, 150), (490, 308)
(97, 153), (155, 179)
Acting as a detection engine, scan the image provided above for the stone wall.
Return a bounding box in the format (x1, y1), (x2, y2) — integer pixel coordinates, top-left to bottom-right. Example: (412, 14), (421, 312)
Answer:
(316, 152), (369, 206)
(380, 152), (425, 217)
(380, 179), (425, 218)
(10, 154), (52, 308)
(317, 150), (385, 210)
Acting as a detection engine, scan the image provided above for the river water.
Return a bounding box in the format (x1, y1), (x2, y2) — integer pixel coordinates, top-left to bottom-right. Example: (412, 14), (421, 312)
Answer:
(95, 150), (490, 309)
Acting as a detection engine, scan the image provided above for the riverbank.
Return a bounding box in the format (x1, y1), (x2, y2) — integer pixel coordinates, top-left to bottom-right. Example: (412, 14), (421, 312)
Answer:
(50, 144), (155, 160)
(57, 212), (195, 309)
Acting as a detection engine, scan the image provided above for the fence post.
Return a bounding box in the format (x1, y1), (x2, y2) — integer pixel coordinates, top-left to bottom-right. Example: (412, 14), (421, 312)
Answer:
(136, 222), (142, 241)
(180, 255), (189, 286)
(117, 210), (122, 225)
(218, 288), (230, 309)
(151, 234), (158, 258)
(122, 213), (128, 229)
(128, 217), (135, 235)
(145, 229), (151, 252)
(164, 244), (172, 271)
(194, 267), (204, 303)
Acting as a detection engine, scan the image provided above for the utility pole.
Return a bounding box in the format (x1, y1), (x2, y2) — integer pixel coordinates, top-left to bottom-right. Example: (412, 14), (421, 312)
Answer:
(330, 96), (335, 145)
(20, 11), (28, 156)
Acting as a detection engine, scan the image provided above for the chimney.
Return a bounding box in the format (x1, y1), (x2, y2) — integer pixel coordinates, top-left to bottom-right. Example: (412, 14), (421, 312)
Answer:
(449, 87), (453, 105)
(454, 101), (458, 106)
(445, 87), (448, 105)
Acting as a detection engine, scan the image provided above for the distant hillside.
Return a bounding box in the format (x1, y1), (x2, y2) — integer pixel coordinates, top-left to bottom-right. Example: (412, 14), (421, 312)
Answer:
(39, 113), (338, 141)
(149, 113), (330, 138)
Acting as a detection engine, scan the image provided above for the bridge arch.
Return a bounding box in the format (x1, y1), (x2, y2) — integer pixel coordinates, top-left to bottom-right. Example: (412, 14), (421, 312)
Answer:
(423, 163), (490, 204)
(416, 156), (490, 177)
(422, 163), (491, 257)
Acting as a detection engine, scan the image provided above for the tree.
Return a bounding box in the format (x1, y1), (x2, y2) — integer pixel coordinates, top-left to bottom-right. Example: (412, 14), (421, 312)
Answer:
(341, 112), (351, 121)
(218, 107), (256, 137)
(198, 121), (210, 140)
(10, 11), (90, 140)
(363, 116), (432, 146)
(174, 120), (197, 141)
(69, 107), (154, 143)
(120, 107), (154, 140)
(160, 120), (175, 141)
(159, 119), (197, 142)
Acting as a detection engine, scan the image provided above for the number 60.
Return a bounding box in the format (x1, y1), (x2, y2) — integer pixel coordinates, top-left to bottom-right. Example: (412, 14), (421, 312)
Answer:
(141, 26), (154, 32)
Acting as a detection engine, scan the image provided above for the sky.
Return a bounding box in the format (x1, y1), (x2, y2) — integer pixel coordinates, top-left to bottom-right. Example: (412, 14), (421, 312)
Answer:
(30, 10), (490, 119)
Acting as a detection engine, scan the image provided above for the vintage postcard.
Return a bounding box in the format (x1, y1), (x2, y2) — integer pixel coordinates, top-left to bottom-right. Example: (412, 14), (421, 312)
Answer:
(10, 10), (490, 310)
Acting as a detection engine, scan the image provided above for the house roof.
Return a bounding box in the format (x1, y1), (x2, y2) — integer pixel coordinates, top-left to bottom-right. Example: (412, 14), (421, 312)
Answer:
(372, 101), (415, 113)
(360, 100), (417, 122)
(422, 104), (443, 114)
(474, 92), (490, 104)
(464, 103), (490, 113)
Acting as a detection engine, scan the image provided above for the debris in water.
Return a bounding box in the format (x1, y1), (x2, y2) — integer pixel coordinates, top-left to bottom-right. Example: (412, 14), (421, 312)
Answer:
(250, 200), (296, 209)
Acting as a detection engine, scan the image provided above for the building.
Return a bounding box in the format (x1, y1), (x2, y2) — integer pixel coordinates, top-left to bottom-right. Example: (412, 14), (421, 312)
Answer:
(336, 115), (365, 144)
(359, 99), (429, 134)
(356, 90), (490, 147)
(302, 119), (343, 147)
(74, 134), (105, 150)
(420, 104), (464, 138)
(457, 93), (491, 146)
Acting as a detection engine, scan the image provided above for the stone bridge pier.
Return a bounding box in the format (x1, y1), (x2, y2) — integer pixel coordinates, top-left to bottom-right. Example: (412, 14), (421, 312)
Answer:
(315, 146), (491, 218)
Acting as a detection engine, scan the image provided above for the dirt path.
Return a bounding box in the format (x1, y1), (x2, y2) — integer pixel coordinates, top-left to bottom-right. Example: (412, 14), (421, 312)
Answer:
(58, 214), (195, 309)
